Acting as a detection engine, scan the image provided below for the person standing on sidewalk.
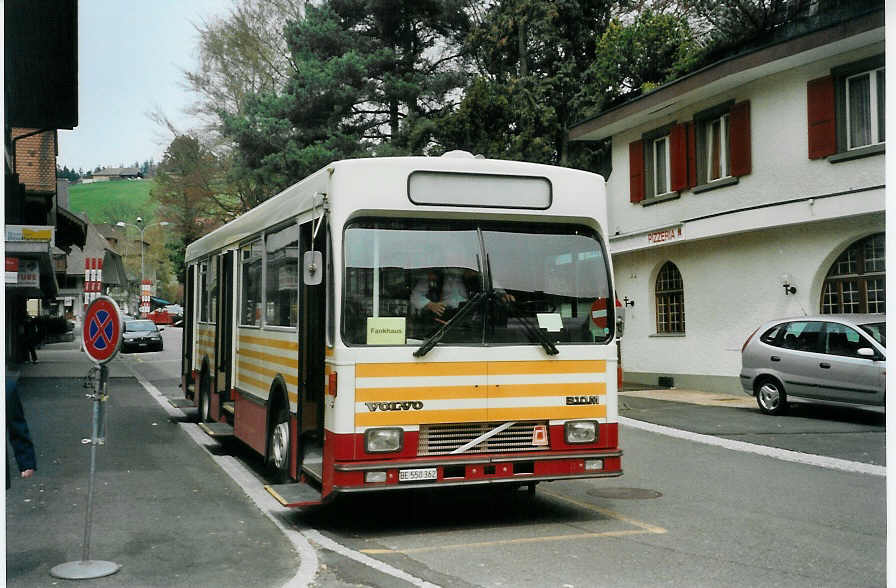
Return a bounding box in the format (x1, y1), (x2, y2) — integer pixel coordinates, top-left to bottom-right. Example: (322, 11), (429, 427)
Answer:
(23, 316), (38, 363)
(6, 376), (36, 488)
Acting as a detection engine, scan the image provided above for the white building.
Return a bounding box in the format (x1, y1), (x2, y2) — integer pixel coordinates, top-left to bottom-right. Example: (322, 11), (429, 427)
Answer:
(569, 8), (884, 393)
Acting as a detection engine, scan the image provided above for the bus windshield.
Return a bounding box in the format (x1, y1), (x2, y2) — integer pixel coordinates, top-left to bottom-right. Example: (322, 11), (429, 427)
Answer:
(343, 218), (612, 347)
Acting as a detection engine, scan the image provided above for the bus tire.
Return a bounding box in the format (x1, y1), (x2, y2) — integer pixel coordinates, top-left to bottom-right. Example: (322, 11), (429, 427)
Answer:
(198, 370), (212, 423)
(269, 405), (291, 484)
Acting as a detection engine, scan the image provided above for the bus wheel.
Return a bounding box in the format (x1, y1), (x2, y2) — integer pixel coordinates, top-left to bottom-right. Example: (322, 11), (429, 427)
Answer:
(269, 407), (290, 484)
(198, 374), (212, 423)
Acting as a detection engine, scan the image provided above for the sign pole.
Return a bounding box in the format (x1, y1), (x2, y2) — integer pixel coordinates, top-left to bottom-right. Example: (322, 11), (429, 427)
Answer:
(51, 297), (122, 580)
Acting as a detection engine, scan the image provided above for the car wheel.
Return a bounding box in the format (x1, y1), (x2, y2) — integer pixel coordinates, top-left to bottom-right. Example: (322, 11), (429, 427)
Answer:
(755, 377), (787, 415)
(269, 406), (291, 484)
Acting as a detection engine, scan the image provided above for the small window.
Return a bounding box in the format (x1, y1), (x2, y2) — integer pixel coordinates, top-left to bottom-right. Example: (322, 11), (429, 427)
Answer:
(240, 241), (263, 326)
(265, 224), (299, 327)
(199, 261), (209, 322)
(206, 257), (218, 323)
(821, 233), (885, 314)
(759, 325), (782, 345)
(845, 67), (885, 150)
(651, 135), (670, 196)
(655, 262), (684, 334)
(705, 113), (730, 181)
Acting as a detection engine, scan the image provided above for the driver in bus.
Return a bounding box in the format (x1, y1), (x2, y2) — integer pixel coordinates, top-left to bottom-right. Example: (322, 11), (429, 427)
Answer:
(410, 267), (470, 321)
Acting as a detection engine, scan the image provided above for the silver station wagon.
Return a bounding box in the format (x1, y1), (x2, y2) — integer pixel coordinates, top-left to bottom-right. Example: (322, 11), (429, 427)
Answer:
(740, 314), (885, 415)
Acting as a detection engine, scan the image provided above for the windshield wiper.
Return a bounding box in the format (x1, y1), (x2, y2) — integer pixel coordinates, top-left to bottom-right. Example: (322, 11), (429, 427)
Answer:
(494, 293), (559, 356)
(413, 290), (487, 357)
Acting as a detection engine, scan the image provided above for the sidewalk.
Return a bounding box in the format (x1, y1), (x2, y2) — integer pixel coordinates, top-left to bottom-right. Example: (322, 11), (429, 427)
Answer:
(620, 387), (754, 409)
(6, 341), (298, 587)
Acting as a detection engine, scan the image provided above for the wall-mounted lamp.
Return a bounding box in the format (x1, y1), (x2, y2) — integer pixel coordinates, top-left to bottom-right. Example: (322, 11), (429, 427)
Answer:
(779, 273), (797, 296)
(623, 297), (635, 307)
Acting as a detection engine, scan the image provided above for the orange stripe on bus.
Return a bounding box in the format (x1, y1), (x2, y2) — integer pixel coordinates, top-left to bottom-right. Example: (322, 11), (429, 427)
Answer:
(487, 360), (606, 375)
(237, 361), (298, 387)
(239, 334), (299, 351)
(488, 382), (606, 397)
(354, 404), (605, 427)
(355, 362), (488, 378)
(355, 382), (605, 402)
(239, 347), (297, 368)
(356, 386), (484, 402)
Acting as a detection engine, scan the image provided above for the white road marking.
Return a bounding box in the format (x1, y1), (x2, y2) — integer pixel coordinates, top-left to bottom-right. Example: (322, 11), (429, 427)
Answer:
(129, 365), (440, 587)
(620, 416), (885, 477)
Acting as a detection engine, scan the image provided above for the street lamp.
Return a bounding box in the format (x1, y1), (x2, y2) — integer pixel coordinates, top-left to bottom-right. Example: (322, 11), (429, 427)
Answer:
(117, 217), (169, 316)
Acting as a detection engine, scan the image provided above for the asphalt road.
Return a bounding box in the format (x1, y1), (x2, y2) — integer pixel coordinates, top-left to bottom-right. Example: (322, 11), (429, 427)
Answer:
(112, 328), (885, 586)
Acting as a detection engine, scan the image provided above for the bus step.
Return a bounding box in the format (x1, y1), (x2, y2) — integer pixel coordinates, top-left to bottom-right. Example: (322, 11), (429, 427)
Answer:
(265, 483), (323, 508)
(168, 398), (194, 409)
(198, 422), (235, 438)
(222, 401), (235, 415)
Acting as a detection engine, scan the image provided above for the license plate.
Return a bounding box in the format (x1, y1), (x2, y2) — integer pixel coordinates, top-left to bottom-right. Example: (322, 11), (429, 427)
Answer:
(398, 468), (437, 482)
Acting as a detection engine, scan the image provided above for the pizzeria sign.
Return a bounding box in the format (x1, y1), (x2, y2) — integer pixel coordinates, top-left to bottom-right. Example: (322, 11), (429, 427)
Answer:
(646, 225), (683, 246)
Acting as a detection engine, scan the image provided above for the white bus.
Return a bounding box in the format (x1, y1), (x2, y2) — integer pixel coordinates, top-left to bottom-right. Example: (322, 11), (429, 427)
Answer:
(182, 152), (622, 507)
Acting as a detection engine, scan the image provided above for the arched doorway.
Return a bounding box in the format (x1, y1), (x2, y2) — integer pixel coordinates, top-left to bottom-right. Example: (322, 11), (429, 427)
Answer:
(820, 233), (884, 313)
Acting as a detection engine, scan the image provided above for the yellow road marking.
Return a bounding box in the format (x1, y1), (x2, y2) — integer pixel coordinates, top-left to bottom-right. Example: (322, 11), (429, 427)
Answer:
(360, 490), (665, 554)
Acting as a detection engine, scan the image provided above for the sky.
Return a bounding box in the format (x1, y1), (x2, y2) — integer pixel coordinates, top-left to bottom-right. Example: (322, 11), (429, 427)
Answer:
(57, 0), (232, 172)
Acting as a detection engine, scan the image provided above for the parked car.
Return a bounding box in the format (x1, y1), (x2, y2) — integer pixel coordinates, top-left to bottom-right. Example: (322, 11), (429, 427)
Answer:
(121, 319), (164, 352)
(163, 304), (184, 325)
(740, 314), (885, 415)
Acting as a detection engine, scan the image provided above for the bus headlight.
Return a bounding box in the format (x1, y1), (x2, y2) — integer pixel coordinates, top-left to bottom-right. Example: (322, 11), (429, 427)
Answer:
(365, 428), (403, 453)
(565, 420), (598, 444)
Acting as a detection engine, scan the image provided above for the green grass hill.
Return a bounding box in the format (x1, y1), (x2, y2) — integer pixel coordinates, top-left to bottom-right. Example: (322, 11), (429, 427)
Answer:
(68, 179), (158, 224)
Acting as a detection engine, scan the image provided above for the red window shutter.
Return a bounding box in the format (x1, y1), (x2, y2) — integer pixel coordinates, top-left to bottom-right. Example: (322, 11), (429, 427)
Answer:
(686, 121), (697, 187)
(629, 140), (644, 203)
(807, 76), (836, 159)
(729, 101), (751, 177)
(669, 124), (687, 192)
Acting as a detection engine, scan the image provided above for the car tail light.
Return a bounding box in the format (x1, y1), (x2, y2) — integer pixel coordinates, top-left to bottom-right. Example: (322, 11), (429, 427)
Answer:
(742, 327), (760, 353)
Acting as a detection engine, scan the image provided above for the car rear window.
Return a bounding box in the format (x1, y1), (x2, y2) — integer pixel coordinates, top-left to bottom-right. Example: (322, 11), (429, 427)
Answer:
(859, 322), (885, 347)
(759, 325), (782, 344)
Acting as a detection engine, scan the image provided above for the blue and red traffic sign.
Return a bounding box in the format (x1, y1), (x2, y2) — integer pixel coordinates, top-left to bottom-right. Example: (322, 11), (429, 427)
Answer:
(82, 296), (122, 364)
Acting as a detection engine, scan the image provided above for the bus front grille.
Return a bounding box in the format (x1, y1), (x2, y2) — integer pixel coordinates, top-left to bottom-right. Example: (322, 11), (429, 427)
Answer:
(417, 421), (550, 456)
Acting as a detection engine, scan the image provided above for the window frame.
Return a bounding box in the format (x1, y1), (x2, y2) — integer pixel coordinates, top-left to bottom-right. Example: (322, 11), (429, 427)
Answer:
(263, 221), (300, 331)
(833, 55), (885, 156)
(820, 233), (885, 314)
(655, 261), (685, 334)
(198, 260), (209, 323)
(641, 123), (676, 202)
(693, 100), (735, 187)
(238, 238), (264, 328)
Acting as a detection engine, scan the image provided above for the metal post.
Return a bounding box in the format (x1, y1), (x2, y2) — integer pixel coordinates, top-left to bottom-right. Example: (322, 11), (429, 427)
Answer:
(50, 364), (120, 580)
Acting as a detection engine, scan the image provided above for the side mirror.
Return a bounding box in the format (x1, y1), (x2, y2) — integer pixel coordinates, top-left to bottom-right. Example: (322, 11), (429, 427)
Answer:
(857, 347), (876, 358)
(303, 251), (323, 285)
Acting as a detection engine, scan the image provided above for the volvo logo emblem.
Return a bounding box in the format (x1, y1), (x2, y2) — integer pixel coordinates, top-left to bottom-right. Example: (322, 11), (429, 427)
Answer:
(365, 401), (424, 412)
(566, 396), (600, 405)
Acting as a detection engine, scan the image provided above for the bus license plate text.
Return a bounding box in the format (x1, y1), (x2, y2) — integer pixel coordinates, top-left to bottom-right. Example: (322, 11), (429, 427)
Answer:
(398, 468), (437, 482)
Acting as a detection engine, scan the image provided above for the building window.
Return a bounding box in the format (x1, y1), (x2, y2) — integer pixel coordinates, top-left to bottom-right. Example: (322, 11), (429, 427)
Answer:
(705, 113), (730, 181)
(264, 224), (299, 327)
(693, 100), (752, 185)
(651, 135), (670, 196)
(845, 67), (885, 150)
(240, 240), (263, 326)
(821, 233), (885, 314)
(655, 261), (684, 333)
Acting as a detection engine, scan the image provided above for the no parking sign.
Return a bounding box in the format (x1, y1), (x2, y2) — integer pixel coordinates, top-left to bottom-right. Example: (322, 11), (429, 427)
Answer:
(82, 296), (122, 364)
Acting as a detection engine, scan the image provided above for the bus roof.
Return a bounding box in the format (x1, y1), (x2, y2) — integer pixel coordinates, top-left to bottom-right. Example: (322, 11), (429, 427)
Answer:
(185, 154), (606, 262)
